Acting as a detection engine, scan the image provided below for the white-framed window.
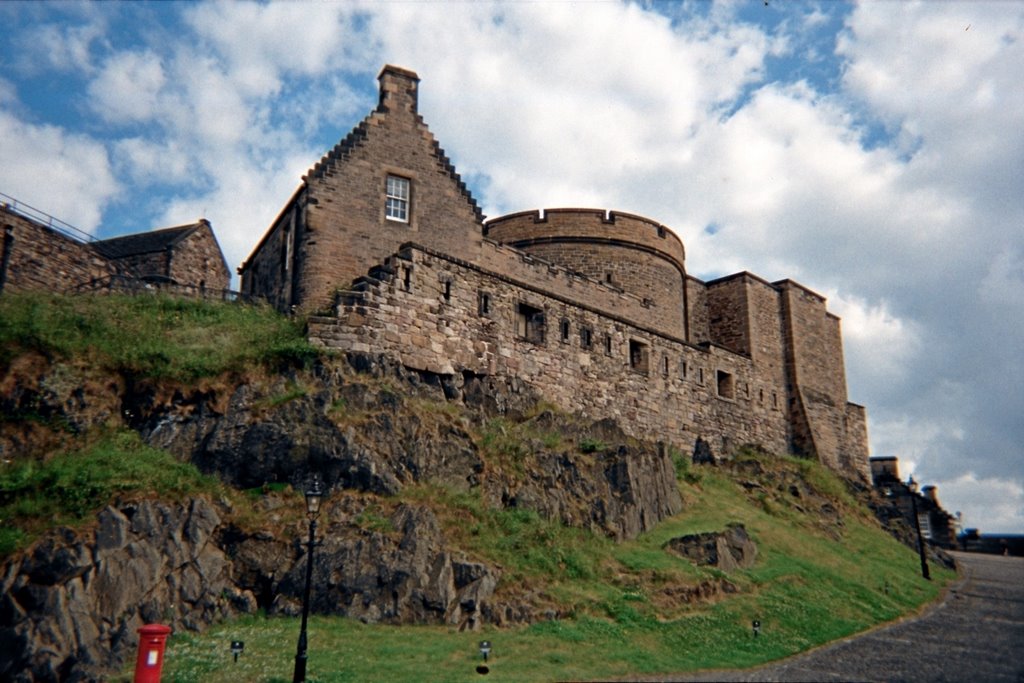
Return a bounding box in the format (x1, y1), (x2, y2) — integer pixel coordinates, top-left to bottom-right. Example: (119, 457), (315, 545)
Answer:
(385, 175), (410, 222)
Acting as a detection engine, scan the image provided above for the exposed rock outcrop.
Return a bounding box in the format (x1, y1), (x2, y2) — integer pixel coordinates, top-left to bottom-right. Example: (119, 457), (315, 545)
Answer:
(0, 498), (251, 683)
(664, 523), (758, 572)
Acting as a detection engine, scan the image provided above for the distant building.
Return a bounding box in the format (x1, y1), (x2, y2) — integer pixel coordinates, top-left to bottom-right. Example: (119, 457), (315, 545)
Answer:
(240, 65), (871, 481)
(0, 197), (230, 296)
(870, 456), (957, 548)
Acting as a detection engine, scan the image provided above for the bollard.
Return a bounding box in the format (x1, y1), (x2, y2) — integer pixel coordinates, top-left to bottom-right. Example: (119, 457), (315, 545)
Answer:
(134, 624), (172, 683)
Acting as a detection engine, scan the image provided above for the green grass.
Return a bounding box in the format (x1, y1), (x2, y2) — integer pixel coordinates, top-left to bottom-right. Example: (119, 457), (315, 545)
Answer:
(0, 430), (225, 556)
(140, 454), (952, 682)
(0, 292), (317, 380)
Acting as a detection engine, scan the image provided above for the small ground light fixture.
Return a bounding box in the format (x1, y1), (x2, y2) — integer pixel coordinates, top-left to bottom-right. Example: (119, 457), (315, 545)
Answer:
(752, 620), (761, 637)
(231, 640), (244, 662)
(479, 641), (492, 662)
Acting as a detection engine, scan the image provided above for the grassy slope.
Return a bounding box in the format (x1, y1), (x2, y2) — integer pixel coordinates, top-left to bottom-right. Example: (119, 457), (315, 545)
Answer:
(0, 294), (952, 681)
(143, 457), (951, 683)
(0, 292), (315, 555)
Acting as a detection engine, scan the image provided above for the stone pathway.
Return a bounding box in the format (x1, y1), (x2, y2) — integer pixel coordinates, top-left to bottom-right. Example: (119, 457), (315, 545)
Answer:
(641, 551), (1024, 682)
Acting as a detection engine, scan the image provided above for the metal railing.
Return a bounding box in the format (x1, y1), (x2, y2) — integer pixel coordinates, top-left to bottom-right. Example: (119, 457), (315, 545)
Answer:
(0, 191), (96, 244)
(70, 274), (262, 304)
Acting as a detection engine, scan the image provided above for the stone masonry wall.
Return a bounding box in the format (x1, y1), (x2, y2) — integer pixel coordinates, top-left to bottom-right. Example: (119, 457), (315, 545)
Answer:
(484, 209), (687, 338)
(706, 275), (751, 356)
(288, 67), (484, 312)
(686, 276), (710, 345)
(0, 206), (116, 294)
(778, 281), (867, 476)
(241, 196), (302, 309)
(167, 223), (231, 292)
(309, 243), (792, 459)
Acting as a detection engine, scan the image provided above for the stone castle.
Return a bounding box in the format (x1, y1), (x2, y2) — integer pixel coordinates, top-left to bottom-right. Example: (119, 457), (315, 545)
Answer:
(239, 65), (870, 480)
(0, 65), (869, 480)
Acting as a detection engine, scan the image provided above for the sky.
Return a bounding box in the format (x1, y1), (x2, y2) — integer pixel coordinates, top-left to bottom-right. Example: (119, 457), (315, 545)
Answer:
(1, 0), (1021, 534)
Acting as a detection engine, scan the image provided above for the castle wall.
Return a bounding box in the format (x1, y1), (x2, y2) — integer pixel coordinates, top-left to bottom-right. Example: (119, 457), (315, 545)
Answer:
(686, 276), (710, 345)
(0, 206), (115, 294)
(309, 242), (792, 459)
(484, 209), (687, 338)
(240, 195), (303, 310)
(778, 281), (867, 477)
(284, 67), (484, 312)
(109, 250), (169, 280)
(706, 275), (751, 356)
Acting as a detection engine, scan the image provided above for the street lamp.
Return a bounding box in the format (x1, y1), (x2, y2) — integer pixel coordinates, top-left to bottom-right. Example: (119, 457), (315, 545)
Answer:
(906, 476), (931, 580)
(293, 474), (325, 683)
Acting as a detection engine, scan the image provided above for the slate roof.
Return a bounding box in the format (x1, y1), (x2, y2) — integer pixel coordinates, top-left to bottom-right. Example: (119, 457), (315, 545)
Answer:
(91, 221), (207, 259)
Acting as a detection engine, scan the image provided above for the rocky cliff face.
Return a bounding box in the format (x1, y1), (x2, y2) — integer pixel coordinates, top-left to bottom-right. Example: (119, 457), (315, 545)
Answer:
(0, 498), (248, 682)
(0, 352), (684, 681)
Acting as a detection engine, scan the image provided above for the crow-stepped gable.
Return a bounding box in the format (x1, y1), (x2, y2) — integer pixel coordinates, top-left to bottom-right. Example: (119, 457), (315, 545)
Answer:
(240, 65), (870, 480)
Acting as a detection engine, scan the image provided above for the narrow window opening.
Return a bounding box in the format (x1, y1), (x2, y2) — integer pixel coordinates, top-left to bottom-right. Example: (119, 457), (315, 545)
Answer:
(605, 272), (614, 284)
(478, 291), (491, 316)
(385, 175), (410, 222)
(662, 355), (669, 376)
(759, 388), (764, 403)
(604, 333), (612, 355)
(681, 361), (688, 379)
(698, 368), (704, 385)
(771, 391), (778, 408)
(560, 318), (570, 342)
(716, 370), (735, 399)
(403, 267), (411, 291)
(442, 280), (451, 302)
(580, 326), (593, 350)
(629, 340), (649, 374)
(516, 303), (545, 344)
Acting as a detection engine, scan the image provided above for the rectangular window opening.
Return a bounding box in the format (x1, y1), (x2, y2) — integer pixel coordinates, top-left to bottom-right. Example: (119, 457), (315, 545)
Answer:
(629, 339), (649, 374)
(604, 333), (613, 355)
(478, 291), (491, 316)
(385, 175), (410, 222)
(516, 303), (545, 345)
(442, 279), (452, 302)
(716, 370), (735, 399)
(560, 318), (570, 343)
(662, 355), (669, 376)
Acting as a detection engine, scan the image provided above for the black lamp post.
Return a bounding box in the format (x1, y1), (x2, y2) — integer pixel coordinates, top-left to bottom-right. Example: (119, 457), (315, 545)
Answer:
(293, 474), (325, 683)
(906, 476), (931, 580)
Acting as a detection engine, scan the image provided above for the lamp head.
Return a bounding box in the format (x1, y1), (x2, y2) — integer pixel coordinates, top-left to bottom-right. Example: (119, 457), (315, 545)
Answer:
(305, 474), (324, 519)
(907, 475), (918, 493)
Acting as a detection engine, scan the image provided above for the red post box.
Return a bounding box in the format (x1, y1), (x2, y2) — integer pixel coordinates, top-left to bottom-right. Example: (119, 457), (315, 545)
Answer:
(133, 624), (172, 683)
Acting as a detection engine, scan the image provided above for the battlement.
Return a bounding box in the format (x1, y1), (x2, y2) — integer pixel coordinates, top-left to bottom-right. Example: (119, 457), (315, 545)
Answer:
(485, 208), (685, 269)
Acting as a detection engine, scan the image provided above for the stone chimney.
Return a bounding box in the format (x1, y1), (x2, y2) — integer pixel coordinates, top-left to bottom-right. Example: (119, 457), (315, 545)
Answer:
(378, 65), (420, 116)
(922, 485), (939, 505)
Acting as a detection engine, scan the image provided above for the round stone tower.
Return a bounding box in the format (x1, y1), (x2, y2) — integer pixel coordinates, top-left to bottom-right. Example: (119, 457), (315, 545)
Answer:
(484, 208), (688, 338)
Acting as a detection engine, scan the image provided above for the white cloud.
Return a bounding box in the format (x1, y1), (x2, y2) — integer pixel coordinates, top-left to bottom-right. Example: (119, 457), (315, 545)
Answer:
(88, 50), (167, 123)
(825, 290), (921, 391)
(0, 110), (117, 233)
(933, 473), (1024, 534)
(112, 137), (190, 185)
(182, 2), (366, 98)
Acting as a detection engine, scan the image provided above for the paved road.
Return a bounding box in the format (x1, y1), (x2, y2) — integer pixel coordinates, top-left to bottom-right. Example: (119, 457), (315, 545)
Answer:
(662, 551), (1024, 682)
